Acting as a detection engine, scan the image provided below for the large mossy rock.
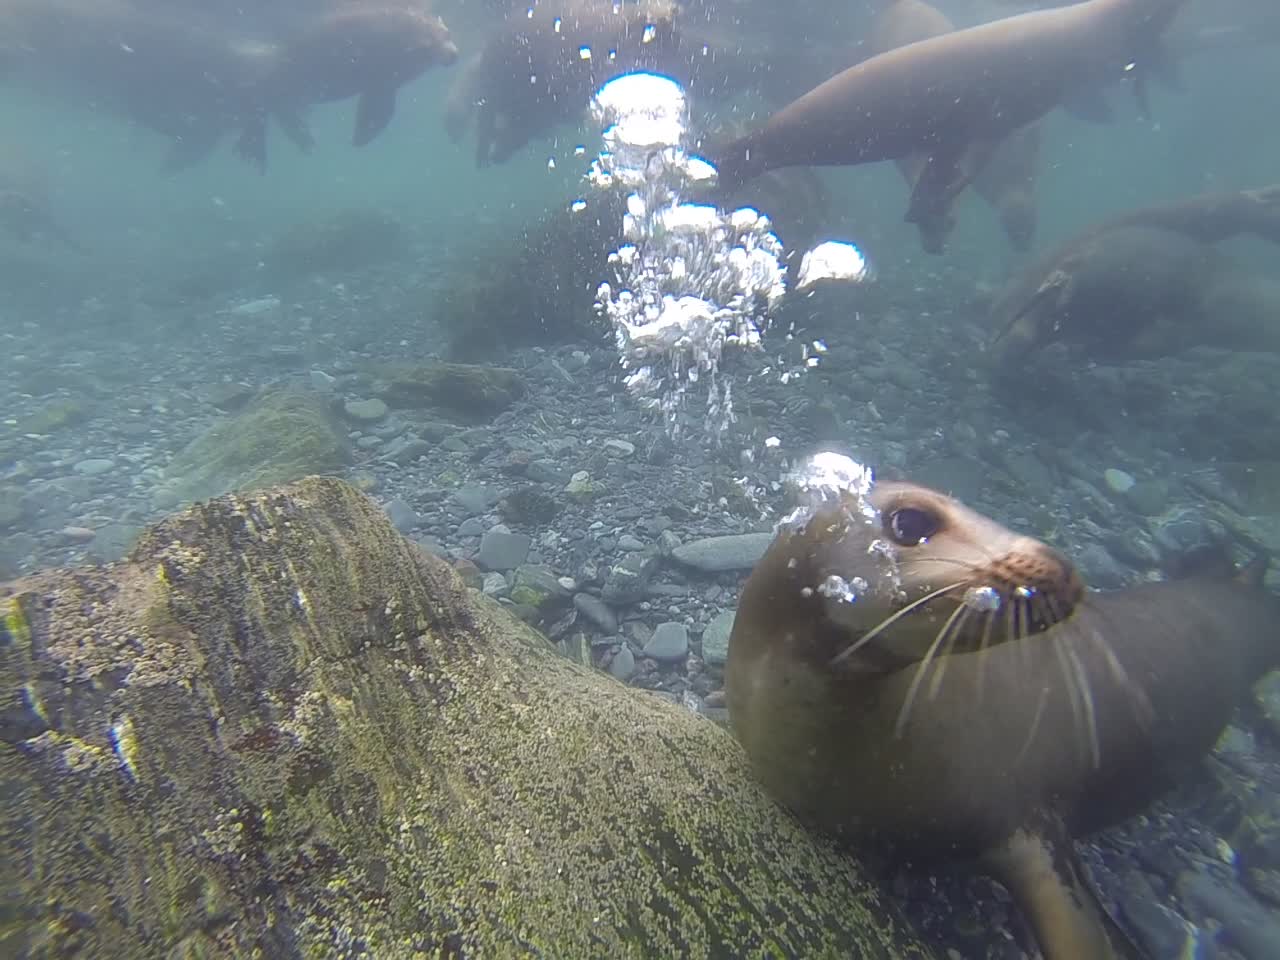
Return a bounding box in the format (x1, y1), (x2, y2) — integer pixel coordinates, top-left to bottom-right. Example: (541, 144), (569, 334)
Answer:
(375, 362), (525, 421)
(153, 389), (349, 509)
(0, 477), (936, 959)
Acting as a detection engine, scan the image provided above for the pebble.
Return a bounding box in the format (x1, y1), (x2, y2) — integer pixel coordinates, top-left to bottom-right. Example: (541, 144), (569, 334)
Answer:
(383, 498), (419, 533)
(456, 517), (486, 537)
(477, 527), (531, 571)
(670, 533), (772, 572)
(643, 621), (689, 662)
(344, 398), (388, 422)
(601, 550), (659, 604)
(574, 593), (618, 633)
(700, 609), (735, 666)
(603, 438), (636, 458)
(453, 485), (503, 515)
(609, 644), (636, 682)
(72, 458), (115, 477)
(1104, 468), (1136, 494)
(60, 525), (96, 544)
(309, 369), (337, 391)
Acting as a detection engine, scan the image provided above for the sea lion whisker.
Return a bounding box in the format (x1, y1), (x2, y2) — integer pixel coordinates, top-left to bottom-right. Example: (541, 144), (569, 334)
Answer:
(927, 604), (974, 699)
(1078, 602), (1155, 728)
(1050, 638), (1087, 763)
(1014, 685), (1051, 766)
(829, 580), (968, 666)
(1065, 644), (1101, 769)
(895, 602), (969, 737)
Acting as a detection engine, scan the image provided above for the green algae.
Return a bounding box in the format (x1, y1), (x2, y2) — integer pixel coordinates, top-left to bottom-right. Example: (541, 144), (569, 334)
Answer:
(153, 389), (349, 509)
(1, 477), (937, 959)
(15, 398), (87, 435)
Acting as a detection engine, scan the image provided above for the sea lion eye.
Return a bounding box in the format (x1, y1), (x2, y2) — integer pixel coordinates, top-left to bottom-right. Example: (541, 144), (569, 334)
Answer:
(886, 507), (939, 546)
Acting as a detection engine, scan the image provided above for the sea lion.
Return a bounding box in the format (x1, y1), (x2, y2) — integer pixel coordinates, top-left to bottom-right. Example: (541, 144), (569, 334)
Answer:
(445, 0), (682, 167)
(239, 2), (458, 168)
(990, 224), (1216, 362)
(866, 0), (1044, 253)
(989, 185), (1280, 361)
(970, 121), (1042, 252)
(0, 147), (83, 253)
(709, 0), (1186, 227)
(0, 0), (277, 172)
(726, 466), (1280, 960)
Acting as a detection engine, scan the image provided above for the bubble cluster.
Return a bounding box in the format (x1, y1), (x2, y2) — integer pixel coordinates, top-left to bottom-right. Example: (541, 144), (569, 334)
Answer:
(583, 72), (870, 445)
(585, 72), (786, 439)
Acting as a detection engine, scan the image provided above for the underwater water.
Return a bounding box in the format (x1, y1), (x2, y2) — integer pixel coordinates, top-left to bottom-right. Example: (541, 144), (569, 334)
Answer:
(4, 0), (1280, 957)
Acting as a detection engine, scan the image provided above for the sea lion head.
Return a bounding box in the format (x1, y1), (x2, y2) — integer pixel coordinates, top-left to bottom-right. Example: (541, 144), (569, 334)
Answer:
(396, 10), (459, 76)
(733, 467), (1084, 676)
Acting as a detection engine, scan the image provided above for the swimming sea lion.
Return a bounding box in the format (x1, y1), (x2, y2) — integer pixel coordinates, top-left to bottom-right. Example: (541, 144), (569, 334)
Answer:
(867, 0), (1044, 253)
(240, 2), (458, 168)
(990, 224), (1216, 362)
(709, 0), (1186, 227)
(445, 0), (682, 167)
(0, 147), (84, 252)
(0, 0), (276, 172)
(970, 122), (1042, 252)
(727, 467), (1280, 960)
(989, 185), (1280, 361)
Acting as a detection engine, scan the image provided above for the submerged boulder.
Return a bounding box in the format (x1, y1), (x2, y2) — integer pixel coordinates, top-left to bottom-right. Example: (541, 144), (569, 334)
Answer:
(375, 361), (525, 421)
(153, 389), (349, 509)
(1, 477), (934, 959)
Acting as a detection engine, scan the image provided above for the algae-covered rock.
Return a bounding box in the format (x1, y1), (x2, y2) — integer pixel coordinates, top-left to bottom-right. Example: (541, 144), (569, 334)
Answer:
(15, 398), (87, 435)
(153, 389), (349, 509)
(376, 362), (525, 421)
(1, 477), (936, 960)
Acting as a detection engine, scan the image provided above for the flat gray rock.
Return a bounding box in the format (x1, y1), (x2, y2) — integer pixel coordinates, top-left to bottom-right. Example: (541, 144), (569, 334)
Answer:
(670, 533), (772, 572)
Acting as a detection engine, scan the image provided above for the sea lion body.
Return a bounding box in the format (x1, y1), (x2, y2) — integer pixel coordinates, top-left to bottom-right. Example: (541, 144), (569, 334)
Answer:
(991, 224), (1215, 361)
(0, 0), (275, 171)
(971, 121), (1042, 251)
(249, 3), (458, 161)
(727, 477), (1279, 960)
(447, 0), (682, 167)
(867, 0), (1044, 252)
(0, 147), (82, 252)
(712, 0), (1184, 223)
(990, 185), (1280, 362)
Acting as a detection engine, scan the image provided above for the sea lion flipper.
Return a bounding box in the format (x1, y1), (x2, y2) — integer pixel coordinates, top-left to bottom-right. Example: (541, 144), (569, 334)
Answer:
(353, 86), (398, 147)
(274, 108), (315, 154)
(983, 819), (1152, 960)
(904, 146), (971, 230)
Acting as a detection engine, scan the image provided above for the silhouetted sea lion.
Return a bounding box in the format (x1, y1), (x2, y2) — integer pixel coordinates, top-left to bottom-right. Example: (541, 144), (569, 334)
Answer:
(0, 0), (276, 172)
(0, 147), (83, 252)
(237, 2), (457, 169)
(727, 470), (1279, 960)
(710, 0), (1186, 227)
(990, 185), (1280, 360)
(443, 0), (681, 167)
